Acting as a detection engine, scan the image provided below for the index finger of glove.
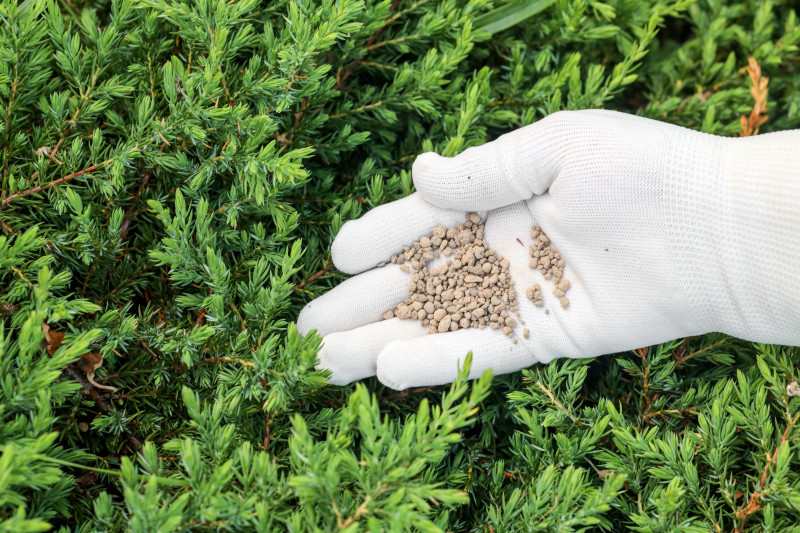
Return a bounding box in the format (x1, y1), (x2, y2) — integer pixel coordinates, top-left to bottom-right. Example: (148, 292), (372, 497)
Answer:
(331, 192), (486, 275)
(411, 111), (596, 211)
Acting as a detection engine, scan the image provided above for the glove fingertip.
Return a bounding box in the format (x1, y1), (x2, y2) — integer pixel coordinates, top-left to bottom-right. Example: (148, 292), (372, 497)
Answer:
(331, 219), (362, 274)
(411, 151), (455, 209)
(411, 143), (525, 211)
(296, 302), (318, 336)
(375, 340), (409, 390)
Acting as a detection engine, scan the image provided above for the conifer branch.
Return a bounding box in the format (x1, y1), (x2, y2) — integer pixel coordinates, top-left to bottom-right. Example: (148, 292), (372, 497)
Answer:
(4, 0), (799, 529)
(338, 494), (373, 528)
(364, 33), (420, 51)
(328, 101), (383, 119)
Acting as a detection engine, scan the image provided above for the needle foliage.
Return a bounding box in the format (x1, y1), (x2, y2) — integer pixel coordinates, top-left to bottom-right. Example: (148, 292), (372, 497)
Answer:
(1, 0), (799, 531)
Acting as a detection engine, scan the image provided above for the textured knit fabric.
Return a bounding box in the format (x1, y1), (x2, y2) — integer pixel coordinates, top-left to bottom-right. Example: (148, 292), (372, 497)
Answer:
(297, 110), (800, 389)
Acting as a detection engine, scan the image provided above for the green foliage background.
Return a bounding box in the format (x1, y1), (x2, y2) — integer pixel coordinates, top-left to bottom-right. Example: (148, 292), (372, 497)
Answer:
(1, 0), (799, 530)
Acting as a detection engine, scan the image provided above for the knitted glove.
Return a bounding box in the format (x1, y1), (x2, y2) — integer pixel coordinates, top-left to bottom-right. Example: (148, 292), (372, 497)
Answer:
(298, 110), (800, 390)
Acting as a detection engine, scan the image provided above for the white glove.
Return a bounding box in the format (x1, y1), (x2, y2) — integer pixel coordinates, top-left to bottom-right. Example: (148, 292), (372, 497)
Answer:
(298, 110), (800, 390)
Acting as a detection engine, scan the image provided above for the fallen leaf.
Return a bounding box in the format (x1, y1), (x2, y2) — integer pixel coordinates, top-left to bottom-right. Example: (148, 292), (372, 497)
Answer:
(597, 469), (614, 481)
(78, 352), (102, 374)
(42, 323), (65, 355)
(79, 352), (118, 392)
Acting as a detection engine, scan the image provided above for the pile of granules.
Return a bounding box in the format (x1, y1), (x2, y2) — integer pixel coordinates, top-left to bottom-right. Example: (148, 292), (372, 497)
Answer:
(527, 225), (571, 309)
(381, 213), (523, 337)
(382, 217), (571, 338)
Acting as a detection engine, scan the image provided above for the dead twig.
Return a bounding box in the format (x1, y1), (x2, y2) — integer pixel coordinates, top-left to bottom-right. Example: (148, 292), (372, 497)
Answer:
(119, 171), (152, 238)
(294, 263), (334, 291)
(674, 337), (728, 367)
(739, 57), (769, 137)
(0, 163), (100, 210)
(0, 220), (16, 235)
(338, 495), (373, 529)
(1, 142), (150, 212)
(0, 145), (126, 212)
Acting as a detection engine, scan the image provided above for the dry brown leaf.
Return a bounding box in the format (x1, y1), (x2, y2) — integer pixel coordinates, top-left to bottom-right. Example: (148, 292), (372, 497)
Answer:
(79, 353), (118, 392)
(735, 490), (761, 521)
(47, 325), (119, 392)
(42, 323), (65, 355)
(78, 352), (101, 374)
(597, 469), (614, 481)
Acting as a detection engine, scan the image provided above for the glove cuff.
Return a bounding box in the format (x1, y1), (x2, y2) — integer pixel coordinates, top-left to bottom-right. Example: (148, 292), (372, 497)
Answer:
(666, 128), (800, 343)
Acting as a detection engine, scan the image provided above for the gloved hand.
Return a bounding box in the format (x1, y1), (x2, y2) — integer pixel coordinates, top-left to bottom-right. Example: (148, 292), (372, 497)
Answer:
(298, 110), (800, 390)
